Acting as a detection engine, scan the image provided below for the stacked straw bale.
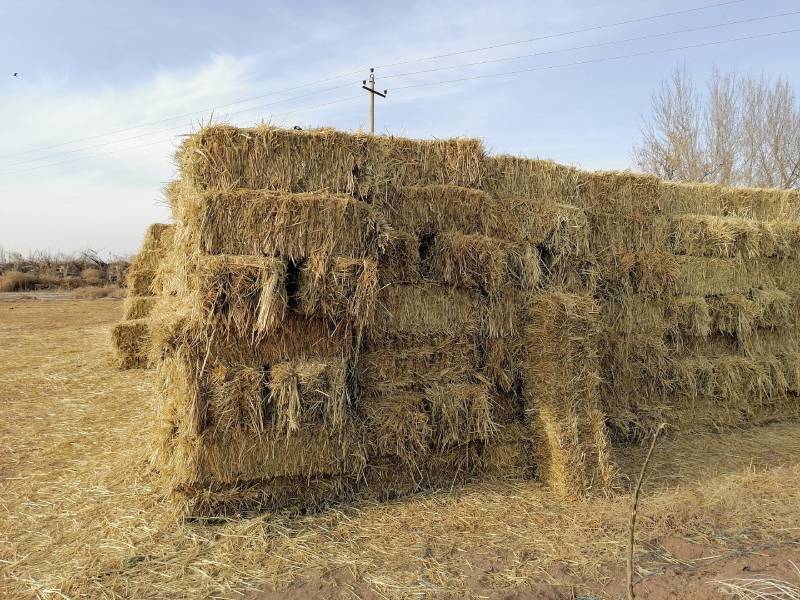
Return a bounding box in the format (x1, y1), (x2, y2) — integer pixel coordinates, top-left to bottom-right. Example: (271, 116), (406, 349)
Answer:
(592, 203), (800, 441)
(133, 124), (799, 516)
(111, 223), (174, 369)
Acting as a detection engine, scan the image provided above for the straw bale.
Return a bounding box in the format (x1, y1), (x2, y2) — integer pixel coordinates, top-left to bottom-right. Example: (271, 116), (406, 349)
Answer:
(296, 253), (378, 329)
(601, 332), (673, 384)
(660, 180), (800, 220)
(669, 214), (800, 260)
(764, 258), (800, 295)
(707, 294), (758, 338)
(483, 335), (521, 393)
(603, 348), (800, 440)
(669, 296), (712, 341)
(674, 256), (777, 296)
(516, 200), (591, 255)
(752, 288), (794, 329)
(544, 256), (599, 293)
(169, 426), (364, 486)
(186, 189), (389, 260)
(143, 222), (174, 248)
(587, 210), (669, 254)
(127, 256), (159, 296)
(602, 295), (716, 341)
(370, 283), (481, 341)
(374, 185), (498, 238)
(602, 296), (670, 335)
(601, 251), (680, 298)
(177, 124), (486, 196)
(110, 319), (151, 369)
(126, 223), (175, 295)
(672, 354), (788, 410)
(362, 393), (430, 466)
(670, 214), (755, 259)
(578, 170), (661, 214)
(484, 155), (584, 205)
(375, 186), (588, 252)
(378, 228), (420, 284)
(362, 451), (478, 499)
(427, 381), (498, 449)
(154, 353), (363, 489)
(188, 255), (287, 339)
(268, 359), (349, 436)
(364, 134), (487, 195)
(357, 337), (479, 392)
(122, 295), (157, 320)
(522, 292), (612, 496)
(675, 327), (799, 358)
(152, 310), (354, 367)
(780, 351), (800, 392)
(428, 231), (541, 294)
(579, 171), (666, 254)
(206, 362), (266, 436)
(483, 291), (521, 338)
(476, 423), (534, 479)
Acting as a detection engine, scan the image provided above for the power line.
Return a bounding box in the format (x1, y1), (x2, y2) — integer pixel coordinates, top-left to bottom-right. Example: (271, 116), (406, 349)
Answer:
(14, 8), (789, 170)
(388, 28), (800, 92)
(2, 81), (357, 169)
(6, 27), (794, 176)
(0, 0), (747, 161)
(381, 10), (800, 81)
(373, 0), (750, 70)
(0, 75), (365, 162)
(0, 93), (364, 176)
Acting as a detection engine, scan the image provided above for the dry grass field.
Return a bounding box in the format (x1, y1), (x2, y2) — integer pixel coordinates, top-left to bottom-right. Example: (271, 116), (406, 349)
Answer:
(1, 298), (799, 599)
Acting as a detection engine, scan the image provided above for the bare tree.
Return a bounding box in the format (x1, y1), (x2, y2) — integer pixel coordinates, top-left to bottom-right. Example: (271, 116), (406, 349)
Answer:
(634, 65), (800, 189)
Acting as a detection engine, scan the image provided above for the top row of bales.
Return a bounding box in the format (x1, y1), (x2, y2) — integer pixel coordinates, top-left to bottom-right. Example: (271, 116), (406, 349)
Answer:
(178, 125), (800, 221)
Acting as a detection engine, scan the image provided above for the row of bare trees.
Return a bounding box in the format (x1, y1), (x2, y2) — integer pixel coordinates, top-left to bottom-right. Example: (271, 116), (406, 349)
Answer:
(633, 65), (800, 190)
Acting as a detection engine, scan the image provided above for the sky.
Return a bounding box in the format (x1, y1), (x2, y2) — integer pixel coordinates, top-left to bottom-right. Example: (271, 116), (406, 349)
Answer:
(1, 0), (799, 257)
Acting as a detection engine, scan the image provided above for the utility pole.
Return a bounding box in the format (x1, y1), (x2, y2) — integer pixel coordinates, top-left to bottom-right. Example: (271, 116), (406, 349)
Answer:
(362, 68), (387, 134)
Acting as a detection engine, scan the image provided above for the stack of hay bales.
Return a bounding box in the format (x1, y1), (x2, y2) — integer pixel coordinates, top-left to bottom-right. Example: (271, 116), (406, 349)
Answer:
(111, 223), (174, 369)
(144, 125), (613, 516)
(598, 183), (800, 441)
(488, 159), (800, 442)
(127, 124), (799, 516)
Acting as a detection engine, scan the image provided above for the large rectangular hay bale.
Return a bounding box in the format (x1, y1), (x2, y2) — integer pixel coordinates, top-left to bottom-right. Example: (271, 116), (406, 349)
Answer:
(295, 253), (378, 329)
(110, 319), (151, 369)
(427, 231), (541, 295)
(660, 181), (800, 221)
(369, 283), (481, 341)
(189, 255), (287, 339)
(177, 124), (487, 196)
(668, 214), (800, 260)
(186, 189), (389, 259)
(357, 336), (480, 391)
(522, 292), (614, 496)
(122, 295), (158, 320)
(675, 256), (778, 296)
(125, 223), (175, 295)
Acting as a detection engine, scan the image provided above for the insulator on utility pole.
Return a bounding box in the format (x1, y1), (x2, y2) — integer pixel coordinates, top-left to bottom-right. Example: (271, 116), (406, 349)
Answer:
(361, 67), (387, 134)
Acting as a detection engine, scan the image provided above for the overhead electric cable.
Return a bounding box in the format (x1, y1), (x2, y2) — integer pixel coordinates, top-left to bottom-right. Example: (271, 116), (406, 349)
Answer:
(0, 0), (747, 161)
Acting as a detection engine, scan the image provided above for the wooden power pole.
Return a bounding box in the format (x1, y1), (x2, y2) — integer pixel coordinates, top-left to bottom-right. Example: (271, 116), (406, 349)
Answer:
(362, 68), (387, 134)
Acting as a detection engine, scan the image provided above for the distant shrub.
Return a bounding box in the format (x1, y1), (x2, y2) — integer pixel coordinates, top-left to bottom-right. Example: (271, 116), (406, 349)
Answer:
(70, 285), (125, 299)
(80, 267), (102, 285)
(0, 271), (40, 292)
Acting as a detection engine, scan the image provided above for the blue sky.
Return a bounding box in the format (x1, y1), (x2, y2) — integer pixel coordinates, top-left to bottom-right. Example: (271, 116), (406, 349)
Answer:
(1, 0), (799, 256)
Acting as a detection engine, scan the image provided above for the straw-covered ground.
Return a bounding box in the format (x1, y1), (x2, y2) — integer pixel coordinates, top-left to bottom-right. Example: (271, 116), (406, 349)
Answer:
(1, 298), (799, 600)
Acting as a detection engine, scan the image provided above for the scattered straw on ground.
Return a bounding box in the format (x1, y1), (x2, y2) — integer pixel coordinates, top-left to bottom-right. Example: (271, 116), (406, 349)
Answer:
(1, 299), (798, 599)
